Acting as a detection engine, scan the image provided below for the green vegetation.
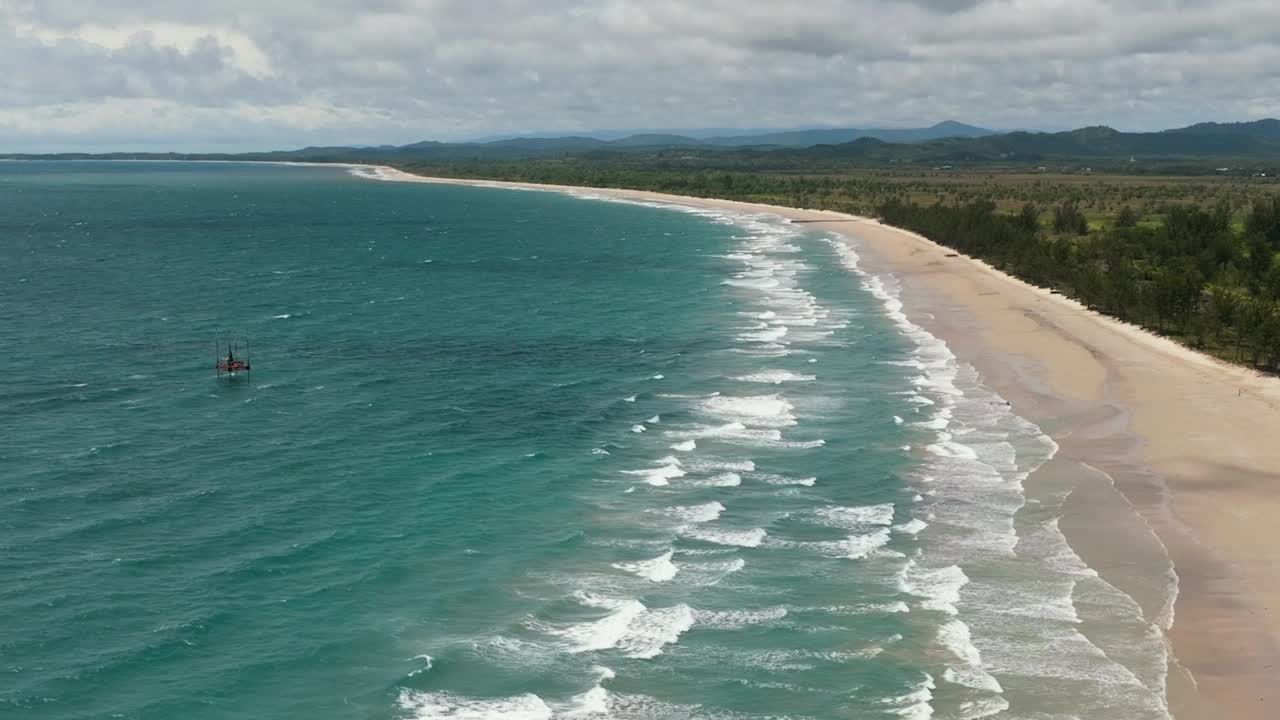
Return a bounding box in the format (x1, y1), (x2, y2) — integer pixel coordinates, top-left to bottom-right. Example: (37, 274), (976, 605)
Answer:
(391, 161), (1280, 217)
(878, 197), (1280, 369)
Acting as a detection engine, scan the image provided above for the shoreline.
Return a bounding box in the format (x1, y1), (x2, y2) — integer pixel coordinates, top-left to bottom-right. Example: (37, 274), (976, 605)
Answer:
(359, 165), (1280, 717)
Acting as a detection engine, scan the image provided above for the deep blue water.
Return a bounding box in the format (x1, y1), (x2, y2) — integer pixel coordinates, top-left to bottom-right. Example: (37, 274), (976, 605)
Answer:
(0, 162), (1171, 720)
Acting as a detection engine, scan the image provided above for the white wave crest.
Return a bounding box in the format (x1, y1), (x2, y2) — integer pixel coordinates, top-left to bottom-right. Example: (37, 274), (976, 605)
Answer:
(831, 528), (893, 558)
(694, 606), (788, 629)
(683, 526), (767, 547)
(662, 501), (725, 523)
(899, 561), (969, 615)
(665, 422), (783, 444)
(881, 674), (936, 720)
(621, 459), (685, 486)
(939, 620), (1004, 694)
(551, 592), (693, 659)
(815, 503), (896, 529)
(700, 394), (796, 428)
(696, 472), (742, 487)
(683, 457), (756, 472)
(780, 527), (893, 559)
(895, 518), (929, 535)
(733, 369), (816, 384)
(613, 550), (678, 582)
(756, 473), (817, 486)
(398, 690), (552, 720)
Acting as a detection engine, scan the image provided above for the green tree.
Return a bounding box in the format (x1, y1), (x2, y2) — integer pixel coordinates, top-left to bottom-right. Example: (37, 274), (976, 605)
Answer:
(1245, 196), (1280, 251)
(1053, 203), (1089, 235)
(1207, 284), (1240, 346)
(1017, 203), (1041, 233)
(1241, 299), (1280, 368)
(1245, 231), (1274, 287)
(1263, 257), (1280, 301)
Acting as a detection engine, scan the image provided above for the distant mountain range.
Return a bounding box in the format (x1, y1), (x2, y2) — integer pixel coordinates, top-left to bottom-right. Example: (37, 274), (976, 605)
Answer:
(366, 121), (997, 155)
(464, 121), (997, 145)
(704, 121), (997, 146)
(5, 120), (1280, 168)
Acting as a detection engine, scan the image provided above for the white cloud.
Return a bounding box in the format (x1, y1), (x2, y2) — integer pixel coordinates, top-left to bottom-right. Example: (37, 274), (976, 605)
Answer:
(0, 98), (394, 140)
(15, 20), (275, 77)
(0, 0), (1276, 150)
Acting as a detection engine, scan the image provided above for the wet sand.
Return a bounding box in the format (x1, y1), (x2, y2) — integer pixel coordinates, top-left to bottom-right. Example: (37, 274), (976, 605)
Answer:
(370, 168), (1280, 718)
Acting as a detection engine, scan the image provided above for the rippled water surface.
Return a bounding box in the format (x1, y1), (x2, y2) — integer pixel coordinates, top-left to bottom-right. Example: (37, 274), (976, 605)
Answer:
(0, 162), (1170, 719)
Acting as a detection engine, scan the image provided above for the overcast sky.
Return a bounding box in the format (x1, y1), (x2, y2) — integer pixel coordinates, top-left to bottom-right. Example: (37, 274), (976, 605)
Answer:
(3, 0), (1278, 152)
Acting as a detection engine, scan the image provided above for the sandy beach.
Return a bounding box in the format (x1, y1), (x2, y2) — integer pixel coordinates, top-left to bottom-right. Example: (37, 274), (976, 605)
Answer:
(367, 167), (1280, 718)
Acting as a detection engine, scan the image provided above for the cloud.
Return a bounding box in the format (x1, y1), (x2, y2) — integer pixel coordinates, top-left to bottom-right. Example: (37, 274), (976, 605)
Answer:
(0, 0), (1276, 151)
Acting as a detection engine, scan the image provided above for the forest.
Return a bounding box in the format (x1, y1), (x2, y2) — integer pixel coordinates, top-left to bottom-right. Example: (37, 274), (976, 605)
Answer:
(877, 196), (1280, 369)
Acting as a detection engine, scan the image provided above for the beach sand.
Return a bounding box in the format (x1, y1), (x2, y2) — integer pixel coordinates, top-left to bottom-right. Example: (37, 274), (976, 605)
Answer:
(368, 168), (1280, 718)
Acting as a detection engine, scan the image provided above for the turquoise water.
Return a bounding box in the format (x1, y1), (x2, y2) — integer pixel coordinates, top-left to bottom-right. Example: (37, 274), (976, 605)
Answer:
(1, 162), (1171, 719)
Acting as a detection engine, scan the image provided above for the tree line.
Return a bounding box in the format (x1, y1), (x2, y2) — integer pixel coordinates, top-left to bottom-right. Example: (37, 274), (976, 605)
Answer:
(877, 196), (1280, 369)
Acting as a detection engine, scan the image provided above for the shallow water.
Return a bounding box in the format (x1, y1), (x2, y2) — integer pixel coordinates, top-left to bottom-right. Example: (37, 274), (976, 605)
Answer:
(0, 161), (1170, 719)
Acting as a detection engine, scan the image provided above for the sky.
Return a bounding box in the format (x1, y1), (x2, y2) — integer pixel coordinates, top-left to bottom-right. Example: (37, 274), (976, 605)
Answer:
(3, 0), (1279, 152)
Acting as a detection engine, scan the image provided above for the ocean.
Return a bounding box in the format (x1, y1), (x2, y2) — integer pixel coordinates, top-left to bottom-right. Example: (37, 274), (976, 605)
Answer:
(0, 161), (1171, 719)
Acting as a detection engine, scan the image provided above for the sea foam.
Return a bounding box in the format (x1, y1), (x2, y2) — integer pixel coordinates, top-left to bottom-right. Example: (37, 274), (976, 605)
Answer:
(682, 526), (767, 548)
(613, 551), (678, 582)
(699, 394), (797, 428)
(398, 690), (552, 720)
(551, 592), (693, 659)
(661, 501), (725, 523)
(621, 458), (685, 486)
(733, 369), (817, 384)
